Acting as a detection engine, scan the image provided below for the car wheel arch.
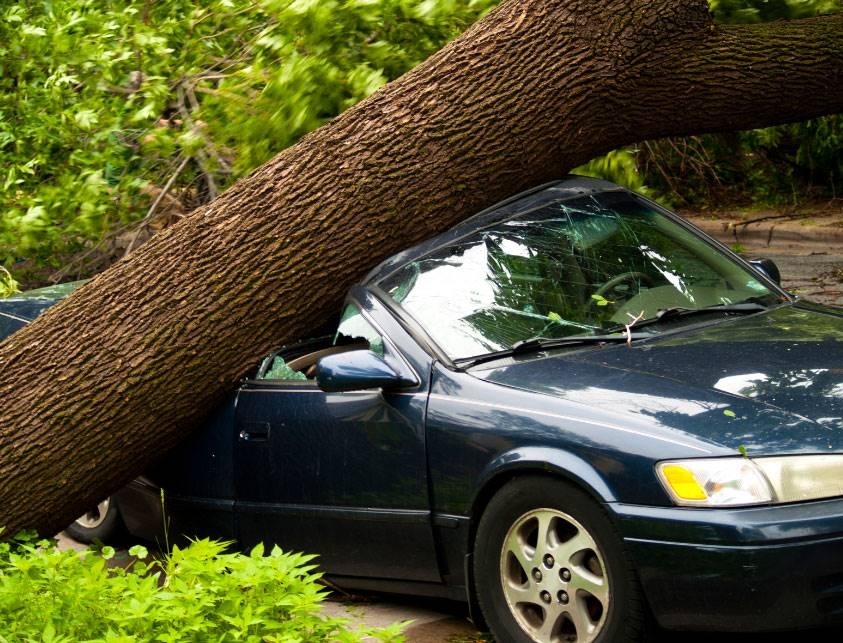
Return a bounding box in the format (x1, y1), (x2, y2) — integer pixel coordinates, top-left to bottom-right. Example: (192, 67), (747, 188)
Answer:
(469, 446), (618, 528)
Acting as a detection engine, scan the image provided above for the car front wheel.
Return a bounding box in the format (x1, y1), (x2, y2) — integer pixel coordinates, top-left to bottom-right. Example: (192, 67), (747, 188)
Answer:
(474, 476), (645, 642)
(64, 497), (124, 544)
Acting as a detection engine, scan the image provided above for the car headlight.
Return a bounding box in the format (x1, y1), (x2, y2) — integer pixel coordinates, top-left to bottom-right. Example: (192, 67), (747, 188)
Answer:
(657, 455), (843, 507)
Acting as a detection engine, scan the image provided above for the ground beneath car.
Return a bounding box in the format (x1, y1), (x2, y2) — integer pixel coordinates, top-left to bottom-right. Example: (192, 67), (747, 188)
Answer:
(320, 593), (484, 642)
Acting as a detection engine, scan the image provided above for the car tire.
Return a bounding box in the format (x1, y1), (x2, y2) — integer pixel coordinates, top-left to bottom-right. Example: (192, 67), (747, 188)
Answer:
(64, 497), (125, 544)
(474, 476), (646, 642)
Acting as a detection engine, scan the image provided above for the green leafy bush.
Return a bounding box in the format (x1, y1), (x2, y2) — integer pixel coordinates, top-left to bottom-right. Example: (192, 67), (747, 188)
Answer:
(0, 531), (405, 642)
(710, 0), (841, 21)
(574, 149), (653, 197)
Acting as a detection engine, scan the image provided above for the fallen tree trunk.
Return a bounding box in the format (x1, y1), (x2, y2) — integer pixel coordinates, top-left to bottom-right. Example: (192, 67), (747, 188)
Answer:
(2, 0), (842, 537)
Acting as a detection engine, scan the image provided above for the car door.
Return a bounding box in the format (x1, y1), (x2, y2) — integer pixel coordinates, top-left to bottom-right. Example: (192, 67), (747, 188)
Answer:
(234, 301), (440, 581)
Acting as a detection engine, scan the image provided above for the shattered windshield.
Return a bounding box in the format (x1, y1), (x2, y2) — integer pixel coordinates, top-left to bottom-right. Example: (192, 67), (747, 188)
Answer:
(377, 191), (780, 361)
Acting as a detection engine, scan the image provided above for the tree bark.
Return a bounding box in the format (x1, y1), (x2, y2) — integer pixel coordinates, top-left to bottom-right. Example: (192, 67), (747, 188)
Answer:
(1, 0), (842, 537)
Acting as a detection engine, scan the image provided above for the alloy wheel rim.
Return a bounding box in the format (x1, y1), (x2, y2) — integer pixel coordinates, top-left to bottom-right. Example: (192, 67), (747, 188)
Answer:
(499, 508), (610, 643)
(75, 499), (110, 529)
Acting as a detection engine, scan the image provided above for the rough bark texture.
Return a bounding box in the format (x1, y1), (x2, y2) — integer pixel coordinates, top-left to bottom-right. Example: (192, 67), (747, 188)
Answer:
(1, 0), (842, 537)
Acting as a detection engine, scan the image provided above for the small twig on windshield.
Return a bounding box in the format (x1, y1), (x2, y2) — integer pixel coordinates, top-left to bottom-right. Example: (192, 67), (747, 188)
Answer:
(625, 311), (645, 346)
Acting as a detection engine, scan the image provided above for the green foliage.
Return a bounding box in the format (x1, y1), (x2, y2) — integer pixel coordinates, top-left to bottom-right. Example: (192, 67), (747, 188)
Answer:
(0, 267), (20, 298)
(710, 0), (840, 21)
(0, 530), (405, 642)
(574, 148), (653, 196)
(0, 0), (495, 276)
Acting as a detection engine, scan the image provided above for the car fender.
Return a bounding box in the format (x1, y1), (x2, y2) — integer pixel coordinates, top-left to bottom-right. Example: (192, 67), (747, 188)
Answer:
(472, 444), (618, 518)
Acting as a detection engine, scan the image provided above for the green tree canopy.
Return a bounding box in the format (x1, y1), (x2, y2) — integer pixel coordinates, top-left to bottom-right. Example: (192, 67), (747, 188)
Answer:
(0, 0), (495, 280)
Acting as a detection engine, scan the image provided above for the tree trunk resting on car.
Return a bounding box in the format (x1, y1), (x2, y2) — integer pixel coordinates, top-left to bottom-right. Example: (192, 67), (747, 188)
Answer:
(1, 0), (842, 538)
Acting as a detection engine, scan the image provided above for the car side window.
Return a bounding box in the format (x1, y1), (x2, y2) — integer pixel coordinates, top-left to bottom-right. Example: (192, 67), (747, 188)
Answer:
(261, 355), (308, 380)
(335, 303), (384, 357)
(255, 304), (383, 381)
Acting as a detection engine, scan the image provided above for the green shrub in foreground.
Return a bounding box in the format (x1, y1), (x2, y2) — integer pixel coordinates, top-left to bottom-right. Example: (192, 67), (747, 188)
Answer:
(0, 531), (405, 642)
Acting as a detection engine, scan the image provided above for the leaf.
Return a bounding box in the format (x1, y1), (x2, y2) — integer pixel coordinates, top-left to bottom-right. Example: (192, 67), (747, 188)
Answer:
(128, 545), (149, 560)
(132, 103), (159, 123)
(0, 267), (20, 298)
(21, 24), (47, 37)
(73, 109), (98, 130)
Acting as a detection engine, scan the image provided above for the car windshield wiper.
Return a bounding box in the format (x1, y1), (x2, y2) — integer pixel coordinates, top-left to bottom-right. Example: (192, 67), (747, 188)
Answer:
(627, 300), (769, 331)
(511, 333), (653, 352)
(455, 299), (773, 369)
(456, 332), (651, 369)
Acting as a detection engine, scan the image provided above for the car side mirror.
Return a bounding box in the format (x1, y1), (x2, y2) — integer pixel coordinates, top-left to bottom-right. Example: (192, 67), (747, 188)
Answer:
(749, 258), (781, 285)
(315, 349), (416, 392)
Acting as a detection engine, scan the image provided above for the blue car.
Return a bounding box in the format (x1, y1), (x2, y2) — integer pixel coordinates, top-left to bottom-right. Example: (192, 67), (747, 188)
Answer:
(6, 176), (843, 641)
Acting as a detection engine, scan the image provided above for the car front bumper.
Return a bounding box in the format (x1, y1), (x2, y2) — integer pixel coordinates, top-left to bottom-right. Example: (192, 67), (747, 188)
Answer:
(614, 498), (843, 632)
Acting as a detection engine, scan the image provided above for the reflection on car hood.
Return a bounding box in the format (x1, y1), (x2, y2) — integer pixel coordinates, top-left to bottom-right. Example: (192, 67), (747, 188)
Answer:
(476, 302), (843, 455)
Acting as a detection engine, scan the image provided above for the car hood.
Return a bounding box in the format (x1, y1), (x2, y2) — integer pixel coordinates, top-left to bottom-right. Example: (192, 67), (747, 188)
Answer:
(475, 302), (843, 455)
(0, 281), (85, 341)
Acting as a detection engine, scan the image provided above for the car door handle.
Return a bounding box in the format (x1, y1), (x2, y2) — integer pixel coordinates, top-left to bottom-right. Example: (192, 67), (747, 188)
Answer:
(239, 422), (270, 442)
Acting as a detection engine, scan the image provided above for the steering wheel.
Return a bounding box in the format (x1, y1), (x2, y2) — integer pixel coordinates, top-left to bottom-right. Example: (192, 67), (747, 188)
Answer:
(592, 271), (655, 303)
